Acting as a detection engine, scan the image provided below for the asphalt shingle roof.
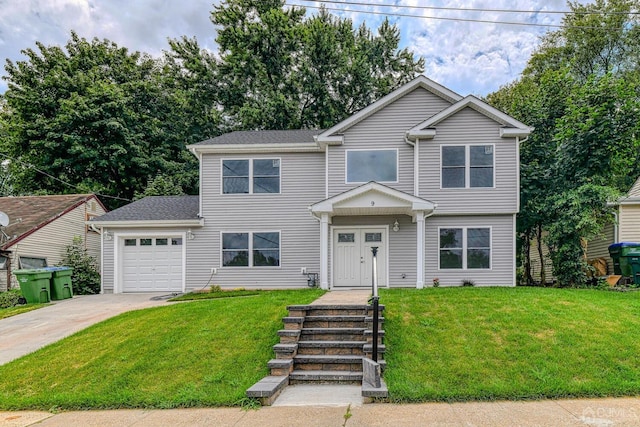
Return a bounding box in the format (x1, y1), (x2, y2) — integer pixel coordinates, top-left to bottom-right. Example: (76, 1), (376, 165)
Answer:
(193, 129), (324, 146)
(94, 196), (199, 222)
(0, 194), (100, 249)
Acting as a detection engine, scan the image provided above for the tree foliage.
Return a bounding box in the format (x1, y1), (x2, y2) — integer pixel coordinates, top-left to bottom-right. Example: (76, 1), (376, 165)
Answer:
(61, 236), (101, 295)
(487, 0), (640, 286)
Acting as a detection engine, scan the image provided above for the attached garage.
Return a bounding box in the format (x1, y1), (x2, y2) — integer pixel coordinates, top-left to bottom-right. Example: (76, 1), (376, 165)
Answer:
(121, 236), (184, 292)
(89, 195), (202, 294)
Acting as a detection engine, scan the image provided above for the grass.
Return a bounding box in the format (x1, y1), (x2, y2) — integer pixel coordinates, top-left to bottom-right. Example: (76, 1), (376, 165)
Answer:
(381, 287), (640, 402)
(0, 304), (46, 320)
(0, 288), (323, 410)
(169, 289), (261, 301)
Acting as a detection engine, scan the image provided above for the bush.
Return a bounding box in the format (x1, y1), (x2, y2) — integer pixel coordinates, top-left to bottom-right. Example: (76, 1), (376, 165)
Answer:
(0, 289), (23, 308)
(61, 236), (101, 295)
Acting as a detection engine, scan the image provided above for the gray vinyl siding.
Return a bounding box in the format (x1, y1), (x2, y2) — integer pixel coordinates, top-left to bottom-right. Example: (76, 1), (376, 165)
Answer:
(328, 87), (452, 197)
(331, 215), (417, 287)
(425, 214), (515, 287)
(1, 202), (105, 291)
(418, 107), (518, 214)
(193, 151), (325, 289)
(620, 204), (640, 242)
(586, 222), (615, 274)
(101, 226), (191, 293)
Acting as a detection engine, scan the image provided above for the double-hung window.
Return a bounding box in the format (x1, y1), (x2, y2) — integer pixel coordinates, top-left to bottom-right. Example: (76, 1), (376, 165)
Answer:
(222, 232), (280, 267)
(346, 149), (397, 183)
(441, 145), (494, 188)
(222, 159), (280, 194)
(439, 227), (491, 269)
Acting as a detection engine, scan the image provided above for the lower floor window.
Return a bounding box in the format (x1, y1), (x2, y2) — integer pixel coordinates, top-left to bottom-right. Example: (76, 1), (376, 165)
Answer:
(222, 232), (280, 267)
(439, 227), (490, 269)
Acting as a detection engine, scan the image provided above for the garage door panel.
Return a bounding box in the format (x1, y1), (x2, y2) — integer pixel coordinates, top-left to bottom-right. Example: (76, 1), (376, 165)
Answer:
(121, 236), (183, 292)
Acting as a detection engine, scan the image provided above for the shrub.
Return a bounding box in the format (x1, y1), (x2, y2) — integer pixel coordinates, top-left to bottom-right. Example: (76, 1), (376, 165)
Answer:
(60, 236), (101, 295)
(462, 279), (476, 287)
(0, 289), (23, 308)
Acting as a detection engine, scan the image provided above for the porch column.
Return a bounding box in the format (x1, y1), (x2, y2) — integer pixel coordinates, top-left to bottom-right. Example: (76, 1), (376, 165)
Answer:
(320, 213), (329, 290)
(416, 211), (425, 289)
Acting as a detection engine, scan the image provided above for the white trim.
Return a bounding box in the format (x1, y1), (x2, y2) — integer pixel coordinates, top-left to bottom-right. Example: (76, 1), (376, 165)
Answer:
(221, 157), (282, 195)
(416, 211), (425, 289)
(320, 214), (329, 289)
(414, 139), (419, 196)
(318, 76), (462, 142)
(91, 219), (204, 228)
(198, 152), (203, 218)
(516, 137), (521, 213)
(219, 230), (282, 268)
(512, 214), (517, 286)
(330, 225), (390, 289)
(113, 231), (187, 294)
(437, 226), (493, 271)
(440, 144), (496, 190)
(344, 148), (399, 184)
(325, 147), (329, 199)
(188, 142), (321, 154)
(100, 227), (104, 294)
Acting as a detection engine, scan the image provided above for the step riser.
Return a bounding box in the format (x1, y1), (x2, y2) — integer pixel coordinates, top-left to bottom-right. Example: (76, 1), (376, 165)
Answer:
(305, 309), (367, 316)
(289, 378), (361, 385)
(294, 363), (362, 372)
(304, 320), (366, 328)
(279, 335), (299, 344)
(300, 332), (364, 341)
(297, 347), (364, 356)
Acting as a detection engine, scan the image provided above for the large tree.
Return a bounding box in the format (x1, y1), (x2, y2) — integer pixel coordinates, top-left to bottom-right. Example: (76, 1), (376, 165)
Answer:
(196, 0), (424, 130)
(487, 0), (640, 286)
(1, 32), (198, 208)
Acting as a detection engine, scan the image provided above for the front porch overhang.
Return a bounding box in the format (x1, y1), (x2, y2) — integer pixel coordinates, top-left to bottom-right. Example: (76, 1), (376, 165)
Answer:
(309, 181), (436, 221)
(309, 182), (436, 291)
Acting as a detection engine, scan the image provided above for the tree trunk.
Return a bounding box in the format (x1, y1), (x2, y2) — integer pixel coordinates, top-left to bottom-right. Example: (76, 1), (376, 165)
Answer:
(537, 224), (547, 285)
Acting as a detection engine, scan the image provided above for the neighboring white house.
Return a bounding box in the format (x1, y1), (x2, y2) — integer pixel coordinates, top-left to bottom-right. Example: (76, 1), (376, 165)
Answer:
(0, 194), (106, 291)
(92, 76), (532, 293)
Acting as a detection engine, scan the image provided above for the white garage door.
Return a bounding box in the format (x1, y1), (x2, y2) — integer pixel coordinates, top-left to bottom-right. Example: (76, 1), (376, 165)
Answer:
(121, 237), (183, 292)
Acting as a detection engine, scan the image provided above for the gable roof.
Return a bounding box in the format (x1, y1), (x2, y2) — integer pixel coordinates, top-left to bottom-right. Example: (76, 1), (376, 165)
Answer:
(91, 195), (202, 227)
(407, 96), (533, 141)
(0, 194), (103, 250)
(317, 75), (462, 145)
(617, 176), (640, 205)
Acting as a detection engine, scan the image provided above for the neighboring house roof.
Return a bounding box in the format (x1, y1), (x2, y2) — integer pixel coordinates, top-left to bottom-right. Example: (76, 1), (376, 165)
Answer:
(91, 195), (202, 227)
(0, 194), (104, 250)
(618, 176), (640, 205)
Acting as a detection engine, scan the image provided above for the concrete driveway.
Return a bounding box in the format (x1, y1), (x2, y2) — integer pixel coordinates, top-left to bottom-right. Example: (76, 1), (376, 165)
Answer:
(0, 293), (172, 365)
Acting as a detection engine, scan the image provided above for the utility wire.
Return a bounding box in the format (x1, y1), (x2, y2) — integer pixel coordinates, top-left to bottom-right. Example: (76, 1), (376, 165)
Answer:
(292, 0), (640, 16)
(286, 2), (635, 29)
(0, 150), (132, 202)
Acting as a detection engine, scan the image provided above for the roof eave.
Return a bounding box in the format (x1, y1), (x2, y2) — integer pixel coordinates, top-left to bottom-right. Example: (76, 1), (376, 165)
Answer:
(186, 142), (322, 154)
(89, 219), (205, 228)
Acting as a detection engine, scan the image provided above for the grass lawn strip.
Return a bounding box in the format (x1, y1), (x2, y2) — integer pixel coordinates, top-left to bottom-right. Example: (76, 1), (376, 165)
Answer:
(382, 287), (640, 402)
(169, 290), (260, 301)
(0, 304), (46, 320)
(0, 289), (323, 410)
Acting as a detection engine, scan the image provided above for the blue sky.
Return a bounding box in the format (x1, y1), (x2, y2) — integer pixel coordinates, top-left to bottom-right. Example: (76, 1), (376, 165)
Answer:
(0, 0), (585, 96)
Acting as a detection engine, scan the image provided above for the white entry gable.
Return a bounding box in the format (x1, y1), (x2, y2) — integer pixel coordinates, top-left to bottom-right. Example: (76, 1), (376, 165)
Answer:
(309, 182), (436, 221)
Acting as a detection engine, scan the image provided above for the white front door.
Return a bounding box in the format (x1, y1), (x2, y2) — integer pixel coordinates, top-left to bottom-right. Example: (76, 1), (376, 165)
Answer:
(333, 228), (386, 288)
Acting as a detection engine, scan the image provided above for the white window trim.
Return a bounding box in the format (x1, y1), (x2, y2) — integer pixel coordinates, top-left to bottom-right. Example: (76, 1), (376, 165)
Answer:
(18, 255), (48, 269)
(440, 144), (495, 189)
(220, 157), (282, 195)
(344, 148), (399, 184)
(220, 231), (281, 268)
(437, 226), (492, 270)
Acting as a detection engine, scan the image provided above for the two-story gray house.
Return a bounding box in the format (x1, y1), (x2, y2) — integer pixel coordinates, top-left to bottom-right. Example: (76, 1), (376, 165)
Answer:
(93, 76), (531, 293)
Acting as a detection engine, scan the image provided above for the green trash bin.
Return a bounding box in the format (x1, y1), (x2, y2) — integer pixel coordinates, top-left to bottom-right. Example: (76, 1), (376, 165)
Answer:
(608, 243), (640, 276)
(630, 257), (640, 286)
(14, 269), (52, 304)
(44, 267), (73, 300)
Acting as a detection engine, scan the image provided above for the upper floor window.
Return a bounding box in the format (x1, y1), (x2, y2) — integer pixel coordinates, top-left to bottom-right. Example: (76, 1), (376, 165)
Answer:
(442, 145), (493, 188)
(346, 149), (397, 183)
(439, 227), (491, 269)
(222, 158), (280, 194)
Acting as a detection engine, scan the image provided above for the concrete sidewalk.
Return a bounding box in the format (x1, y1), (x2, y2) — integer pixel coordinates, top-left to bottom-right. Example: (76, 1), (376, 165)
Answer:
(3, 397), (640, 426)
(0, 293), (170, 365)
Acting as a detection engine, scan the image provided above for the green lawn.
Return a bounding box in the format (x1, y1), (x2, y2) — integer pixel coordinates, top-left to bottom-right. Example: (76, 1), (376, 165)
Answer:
(0, 289), (323, 410)
(0, 304), (45, 320)
(382, 287), (640, 402)
(3, 286), (640, 410)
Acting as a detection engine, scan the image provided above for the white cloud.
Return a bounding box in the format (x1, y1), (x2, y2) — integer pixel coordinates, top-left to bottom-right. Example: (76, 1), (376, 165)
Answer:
(0, 0), (589, 95)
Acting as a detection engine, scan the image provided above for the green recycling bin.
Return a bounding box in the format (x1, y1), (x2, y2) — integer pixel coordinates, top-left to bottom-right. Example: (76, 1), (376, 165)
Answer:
(13, 269), (52, 304)
(44, 267), (73, 300)
(629, 257), (640, 286)
(608, 243), (640, 276)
